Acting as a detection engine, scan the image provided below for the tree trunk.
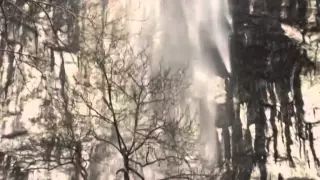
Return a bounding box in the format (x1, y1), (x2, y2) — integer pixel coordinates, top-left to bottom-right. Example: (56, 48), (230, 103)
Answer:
(123, 155), (130, 180)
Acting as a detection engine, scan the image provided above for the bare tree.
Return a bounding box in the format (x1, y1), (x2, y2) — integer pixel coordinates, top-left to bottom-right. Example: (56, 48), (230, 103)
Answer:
(73, 29), (201, 179)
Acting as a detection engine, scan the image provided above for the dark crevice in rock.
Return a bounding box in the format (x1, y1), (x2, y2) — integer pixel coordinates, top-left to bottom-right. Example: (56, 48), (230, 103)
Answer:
(268, 83), (279, 162)
(222, 126), (231, 163)
(306, 123), (320, 167)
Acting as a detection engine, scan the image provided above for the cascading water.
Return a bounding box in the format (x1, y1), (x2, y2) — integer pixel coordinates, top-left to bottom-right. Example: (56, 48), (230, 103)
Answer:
(126, 0), (233, 167)
(196, 0), (233, 75)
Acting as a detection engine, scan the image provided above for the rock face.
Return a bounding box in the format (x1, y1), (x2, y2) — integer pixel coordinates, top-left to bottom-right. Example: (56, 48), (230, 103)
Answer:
(213, 0), (320, 179)
(0, 0), (320, 180)
(0, 0), (83, 179)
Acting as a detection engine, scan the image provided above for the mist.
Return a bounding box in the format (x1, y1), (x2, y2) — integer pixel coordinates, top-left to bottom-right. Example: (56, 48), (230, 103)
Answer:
(124, 0), (233, 165)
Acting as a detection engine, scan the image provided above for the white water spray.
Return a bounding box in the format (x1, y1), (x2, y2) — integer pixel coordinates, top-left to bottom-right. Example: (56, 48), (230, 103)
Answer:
(124, 0), (233, 165)
(124, 0), (233, 163)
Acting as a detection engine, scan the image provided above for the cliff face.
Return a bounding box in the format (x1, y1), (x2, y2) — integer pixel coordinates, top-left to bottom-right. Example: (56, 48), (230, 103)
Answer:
(0, 0), (83, 179)
(217, 0), (320, 179)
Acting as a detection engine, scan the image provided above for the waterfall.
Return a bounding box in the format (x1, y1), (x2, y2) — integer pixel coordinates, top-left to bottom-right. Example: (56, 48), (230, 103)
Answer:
(123, 0), (233, 168)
